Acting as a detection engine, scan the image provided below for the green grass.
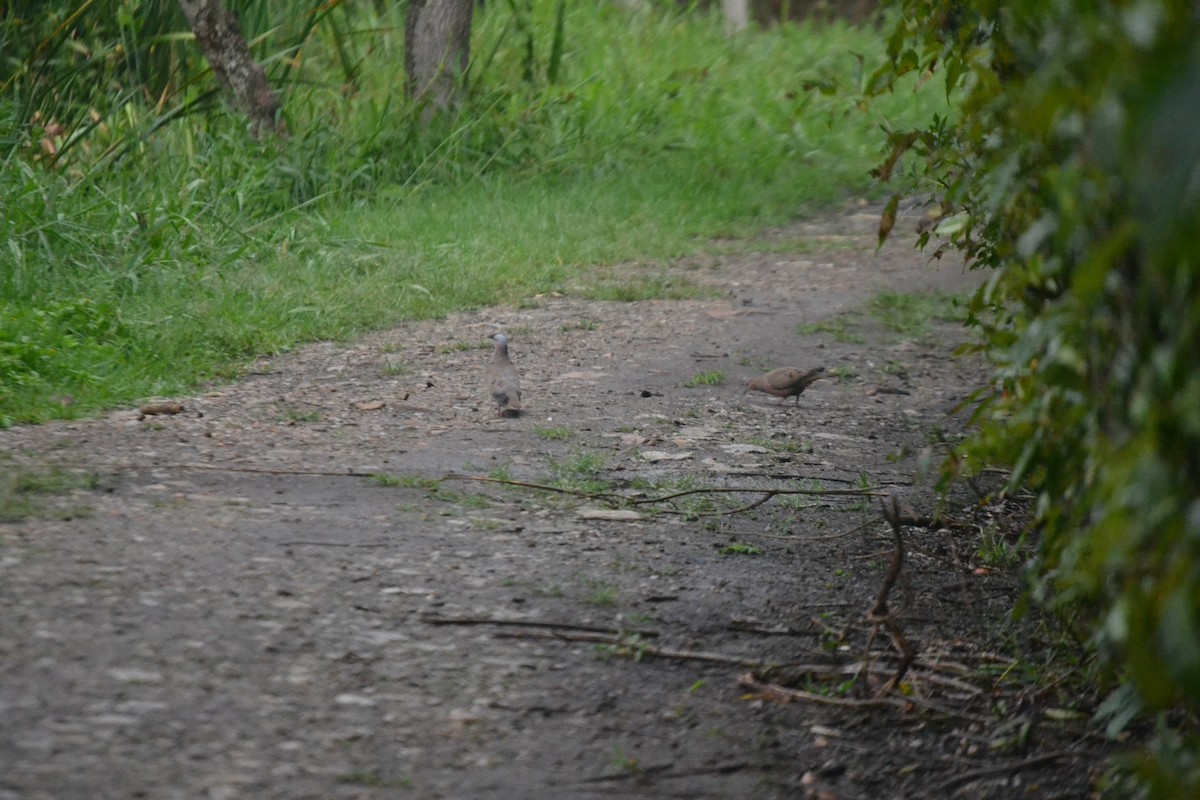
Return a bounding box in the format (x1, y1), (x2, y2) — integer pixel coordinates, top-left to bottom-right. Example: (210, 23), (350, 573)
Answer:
(0, 466), (102, 521)
(796, 318), (866, 343)
(0, 2), (947, 427)
(534, 425), (575, 440)
(827, 366), (858, 381)
(683, 370), (726, 388)
(584, 578), (619, 606)
(436, 341), (486, 354)
(277, 407), (322, 423)
(545, 449), (611, 493)
(370, 473), (403, 487)
(719, 543), (764, 556)
(796, 291), (966, 346)
(867, 290), (964, 337)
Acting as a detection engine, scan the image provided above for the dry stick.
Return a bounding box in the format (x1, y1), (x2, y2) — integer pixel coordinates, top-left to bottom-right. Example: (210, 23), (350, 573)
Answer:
(448, 474), (622, 503)
(488, 629), (771, 668)
(737, 673), (912, 711)
(581, 760), (750, 784)
(492, 630), (617, 646)
(448, 614), (979, 707)
(938, 751), (1077, 794)
(737, 673), (994, 723)
(867, 498), (915, 692)
(419, 613), (659, 638)
(453, 474), (889, 515)
(645, 488), (879, 518)
(279, 541), (391, 548)
(98, 462), (379, 477)
(814, 517), (877, 540)
(945, 529), (973, 594)
(627, 485), (890, 505)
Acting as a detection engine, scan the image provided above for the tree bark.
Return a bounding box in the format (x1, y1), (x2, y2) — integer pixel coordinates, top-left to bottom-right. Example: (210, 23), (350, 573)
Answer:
(405, 0), (474, 116)
(177, 0), (284, 137)
(722, 0), (750, 33)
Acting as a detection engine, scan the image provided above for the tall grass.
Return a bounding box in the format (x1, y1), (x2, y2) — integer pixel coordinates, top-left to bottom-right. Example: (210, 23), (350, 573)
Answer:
(0, 1), (946, 426)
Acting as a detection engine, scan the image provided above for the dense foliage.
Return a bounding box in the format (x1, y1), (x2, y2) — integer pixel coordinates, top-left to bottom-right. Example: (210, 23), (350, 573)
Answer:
(872, 0), (1200, 793)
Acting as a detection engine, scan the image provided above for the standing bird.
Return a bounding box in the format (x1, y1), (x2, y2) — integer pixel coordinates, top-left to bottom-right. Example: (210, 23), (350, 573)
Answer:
(487, 333), (522, 417)
(744, 366), (825, 405)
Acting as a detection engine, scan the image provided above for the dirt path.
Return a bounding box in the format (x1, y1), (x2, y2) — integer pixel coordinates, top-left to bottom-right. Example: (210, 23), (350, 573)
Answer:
(1, 204), (1113, 799)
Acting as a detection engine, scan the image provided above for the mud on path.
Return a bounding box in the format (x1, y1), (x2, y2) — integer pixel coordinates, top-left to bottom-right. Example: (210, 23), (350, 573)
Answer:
(2, 204), (1116, 799)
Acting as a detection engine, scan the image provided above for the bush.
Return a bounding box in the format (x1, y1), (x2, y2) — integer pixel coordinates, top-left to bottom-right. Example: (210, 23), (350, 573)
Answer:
(871, 0), (1200, 793)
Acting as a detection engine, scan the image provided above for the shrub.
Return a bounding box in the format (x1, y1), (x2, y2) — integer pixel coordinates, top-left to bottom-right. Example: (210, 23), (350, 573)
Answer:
(871, 0), (1200, 792)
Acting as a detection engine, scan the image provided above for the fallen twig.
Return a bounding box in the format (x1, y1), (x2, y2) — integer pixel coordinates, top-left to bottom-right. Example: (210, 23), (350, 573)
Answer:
(938, 751), (1078, 793)
(447, 474), (622, 503)
(580, 760), (750, 784)
(451, 474), (892, 517)
(737, 673), (994, 722)
(419, 613), (658, 638)
(628, 485), (891, 506)
(738, 672), (913, 710)
(812, 517), (876, 540)
(98, 461), (379, 477)
(866, 499), (915, 692)
(492, 630), (766, 667)
(279, 541), (391, 548)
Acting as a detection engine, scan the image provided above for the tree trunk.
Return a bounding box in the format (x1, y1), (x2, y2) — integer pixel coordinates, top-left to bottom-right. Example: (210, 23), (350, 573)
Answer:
(177, 0), (284, 137)
(405, 0), (474, 116)
(722, 0), (750, 33)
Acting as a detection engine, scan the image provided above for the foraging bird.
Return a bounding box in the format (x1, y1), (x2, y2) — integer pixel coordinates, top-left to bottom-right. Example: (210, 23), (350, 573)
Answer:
(744, 366), (825, 405)
(487, 333), (522, 417)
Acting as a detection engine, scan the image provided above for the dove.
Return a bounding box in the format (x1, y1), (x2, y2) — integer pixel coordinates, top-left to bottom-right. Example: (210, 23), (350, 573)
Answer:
(487, 333), (522, 417)
(743, 366), (825, 405)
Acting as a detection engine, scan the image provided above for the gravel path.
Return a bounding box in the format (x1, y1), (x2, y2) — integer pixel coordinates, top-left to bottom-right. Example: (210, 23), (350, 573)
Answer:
(1, 204), (1113, 799)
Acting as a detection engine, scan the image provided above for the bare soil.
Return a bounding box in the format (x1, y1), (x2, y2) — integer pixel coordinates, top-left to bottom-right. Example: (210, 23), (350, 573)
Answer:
(1, 204), (1117, 799)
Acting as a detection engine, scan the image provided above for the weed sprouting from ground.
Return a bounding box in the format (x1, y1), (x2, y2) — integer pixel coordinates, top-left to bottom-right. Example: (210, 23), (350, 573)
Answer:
(684, 371), (726, 388)
(371, 474), (403, 487)
(0, 466), (102, 522)
(719, 543), (764, 556)
(584, 578), (619, 606)
(487, 465), (514, 482)
(277, 407), (322, 424)
(867, 291), (964, 337)
(436, 342), (481, 354)
(796, 319), (866, 343)
(795, 291), (968, 350)
(827, 366), (858, 382)
(534, 426), (574, 440)
(544, 449), (611, 494)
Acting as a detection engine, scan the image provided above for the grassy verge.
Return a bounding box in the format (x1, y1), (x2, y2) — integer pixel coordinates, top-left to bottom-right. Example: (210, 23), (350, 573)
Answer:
(0, 3), (947, 426)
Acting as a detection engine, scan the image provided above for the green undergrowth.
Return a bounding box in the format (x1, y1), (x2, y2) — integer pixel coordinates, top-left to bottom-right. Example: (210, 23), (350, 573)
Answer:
(0, 465), (103, 522)
(1, 2), (947, 426)
(797, 289), (966, 343)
